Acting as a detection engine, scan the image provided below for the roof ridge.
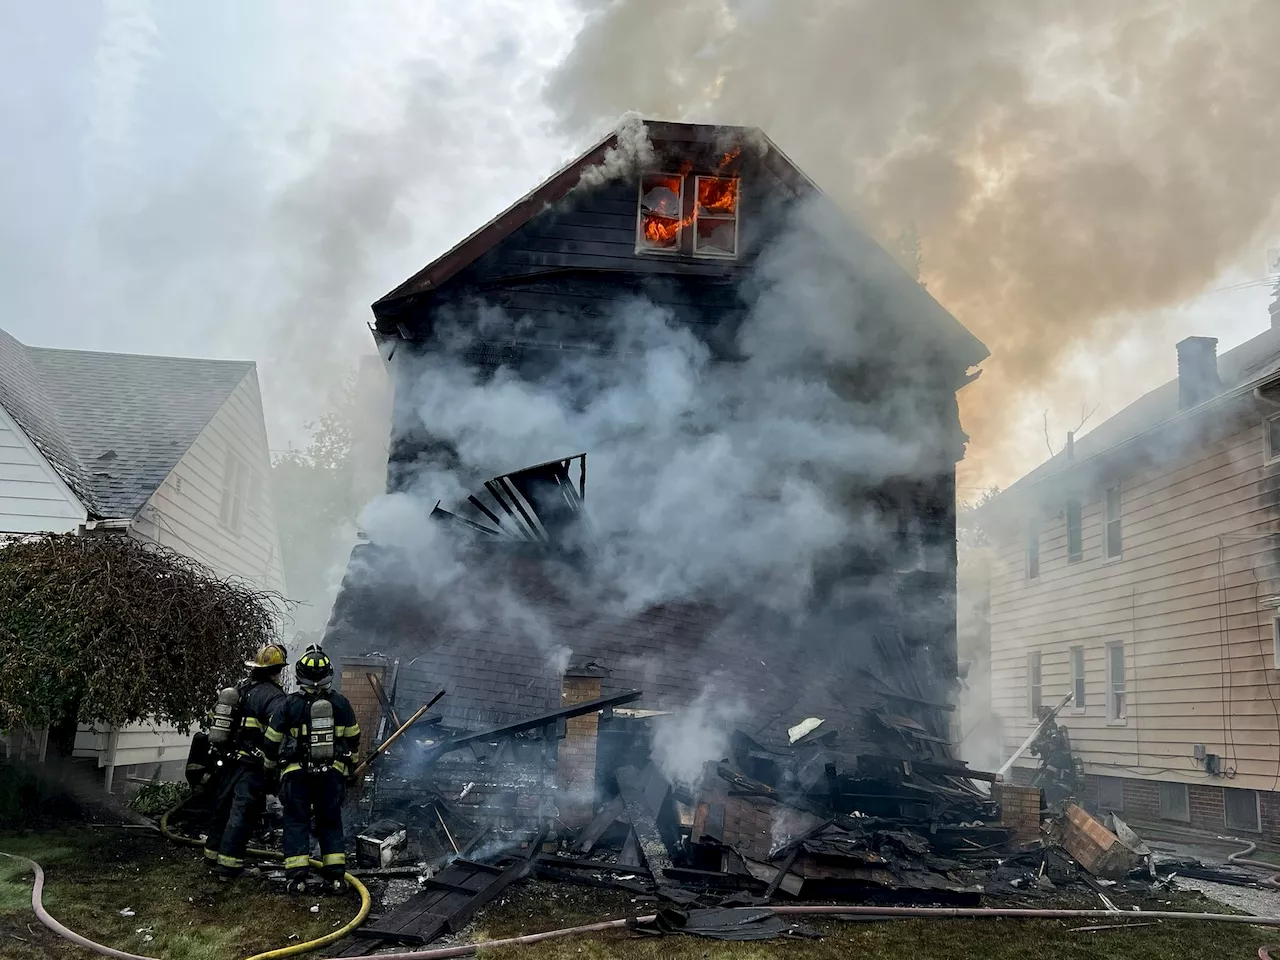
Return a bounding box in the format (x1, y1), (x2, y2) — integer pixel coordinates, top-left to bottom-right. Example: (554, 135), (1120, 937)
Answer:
(25, 344), (256, 367)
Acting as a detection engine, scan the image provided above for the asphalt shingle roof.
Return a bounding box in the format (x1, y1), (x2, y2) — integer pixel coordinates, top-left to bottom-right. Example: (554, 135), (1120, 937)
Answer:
(0, 327), (253, 519)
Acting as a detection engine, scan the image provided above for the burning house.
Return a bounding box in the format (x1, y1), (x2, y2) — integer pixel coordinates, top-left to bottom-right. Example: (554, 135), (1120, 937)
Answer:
(324, 119), (991, 857)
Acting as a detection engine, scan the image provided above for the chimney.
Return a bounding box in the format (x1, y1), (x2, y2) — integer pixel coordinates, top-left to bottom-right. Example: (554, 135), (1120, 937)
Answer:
(557, 660), (608, 828)
(1270, 280), (1280, 330)
(1176, 336), (1220, 410)
(1065, 431), (1075, 461)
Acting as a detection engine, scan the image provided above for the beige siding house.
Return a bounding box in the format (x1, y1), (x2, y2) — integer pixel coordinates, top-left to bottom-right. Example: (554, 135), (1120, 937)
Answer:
(984, 299), (1280, 836)
(0, 327), (284, 788)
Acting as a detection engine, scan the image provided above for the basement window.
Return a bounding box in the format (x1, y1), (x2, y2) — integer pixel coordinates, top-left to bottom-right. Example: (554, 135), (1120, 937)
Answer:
(1097, 776), (1124, 811)
(1273, 615), (1280, 668)
(693, 176), (739, 257)
(1158, 782), (1190, 822)
(636, 173), (684, 253)
(1224, 788), (1261, 832)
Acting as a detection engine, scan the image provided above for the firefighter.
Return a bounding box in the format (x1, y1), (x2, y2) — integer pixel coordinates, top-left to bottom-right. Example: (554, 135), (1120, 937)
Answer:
(264, 644), (360, 894)
(202, 642), (289, 879)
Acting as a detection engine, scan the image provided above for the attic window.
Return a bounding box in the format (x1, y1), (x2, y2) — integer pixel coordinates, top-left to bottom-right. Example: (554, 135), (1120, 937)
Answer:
(693, 176), (739, 257)
(636, 173), (684, 252)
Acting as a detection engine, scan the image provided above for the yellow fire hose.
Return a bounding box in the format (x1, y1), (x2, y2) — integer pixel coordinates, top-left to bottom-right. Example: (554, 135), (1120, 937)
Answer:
(157, 800), (371, 960)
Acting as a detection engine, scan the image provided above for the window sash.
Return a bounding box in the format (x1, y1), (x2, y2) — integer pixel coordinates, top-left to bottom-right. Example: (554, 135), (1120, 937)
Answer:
(1028, 651), (1043, 718)
(1027, 518), (1040, 580)
(1066, 500), (1083, 562)
(1070, 645), (1085, 708)
(1106, 643), (1126, 721)
(1267, 415), (1280, 463)
(692, 175), (739, 258)
(1104, 485), (1122, 558)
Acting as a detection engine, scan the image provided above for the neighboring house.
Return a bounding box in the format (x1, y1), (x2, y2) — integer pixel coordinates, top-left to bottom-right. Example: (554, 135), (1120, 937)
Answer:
(0, 327), (285, 787)
(984, 290), (1280, 835)
(326, 121), (989, 767)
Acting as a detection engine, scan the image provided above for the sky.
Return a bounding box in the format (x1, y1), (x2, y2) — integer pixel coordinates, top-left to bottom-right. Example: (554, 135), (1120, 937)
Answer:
(1, 0), (1276, 490)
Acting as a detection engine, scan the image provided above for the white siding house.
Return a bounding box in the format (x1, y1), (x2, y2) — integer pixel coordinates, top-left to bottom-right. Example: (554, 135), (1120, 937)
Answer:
(0, 326), (284, 788)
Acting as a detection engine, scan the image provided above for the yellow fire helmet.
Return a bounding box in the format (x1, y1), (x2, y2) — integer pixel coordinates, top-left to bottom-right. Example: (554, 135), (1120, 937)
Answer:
(245, 642), (288, 670)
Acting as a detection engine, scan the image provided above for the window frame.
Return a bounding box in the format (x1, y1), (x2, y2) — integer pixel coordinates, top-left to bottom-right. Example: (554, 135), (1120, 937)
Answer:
(691, 175), (740, 259)
(1027, 650), (1043, 719)
(1265, 413), (1280, 465)
(1224, 787), (1262, 833)
(219, 448), (249, 536)
(1026, 515), (1040, 582)
(635, 172), (686, 255)
(1097, 775), (1124, 811)
(1103, 483), (1123, 561)
(1105, 641), (1127, 725)
(1273, 615), (1280, 670)
(1069, 644), (1086, 713)
(1158, 781), (1190, 822)
(1066, 499), (1083, 563)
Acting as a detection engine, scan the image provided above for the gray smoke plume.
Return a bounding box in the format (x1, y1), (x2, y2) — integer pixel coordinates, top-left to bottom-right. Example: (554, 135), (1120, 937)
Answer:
(544, 0), (1280, 488)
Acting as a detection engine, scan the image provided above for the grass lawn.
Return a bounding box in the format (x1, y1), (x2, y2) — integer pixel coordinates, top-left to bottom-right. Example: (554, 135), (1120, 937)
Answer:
(0, 830), (1276, 960)
(0, 826), (352, 960)
(463, 881), (1280, 960)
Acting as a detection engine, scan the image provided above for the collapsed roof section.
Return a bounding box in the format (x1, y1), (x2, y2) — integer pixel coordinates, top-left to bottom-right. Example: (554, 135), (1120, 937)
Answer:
(431, 454), (588, 547)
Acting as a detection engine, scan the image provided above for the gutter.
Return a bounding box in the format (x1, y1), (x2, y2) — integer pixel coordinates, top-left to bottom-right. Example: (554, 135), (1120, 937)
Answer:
(82, 518), (132, 532)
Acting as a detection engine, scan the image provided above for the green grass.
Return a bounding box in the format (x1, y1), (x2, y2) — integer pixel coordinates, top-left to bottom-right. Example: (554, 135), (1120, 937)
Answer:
(464, 881), (1280, 960)
(0, 826), (352, 960)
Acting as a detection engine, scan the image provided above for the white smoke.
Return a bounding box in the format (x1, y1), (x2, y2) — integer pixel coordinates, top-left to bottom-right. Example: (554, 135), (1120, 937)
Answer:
(650, 684), (746, 788)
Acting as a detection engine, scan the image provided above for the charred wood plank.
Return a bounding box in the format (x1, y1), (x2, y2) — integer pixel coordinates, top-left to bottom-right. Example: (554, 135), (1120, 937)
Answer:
(618, 826), (642, 869)
(574, 797), (625, 854)
(616, 765), (675, 879)
(764, 846), (802, 902)
(424, 690), (642, 762)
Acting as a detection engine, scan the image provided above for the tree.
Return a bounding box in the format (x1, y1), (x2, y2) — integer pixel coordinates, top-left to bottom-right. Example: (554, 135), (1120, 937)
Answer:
(0, 534), (286, 757)
(270, 374), (362, 633)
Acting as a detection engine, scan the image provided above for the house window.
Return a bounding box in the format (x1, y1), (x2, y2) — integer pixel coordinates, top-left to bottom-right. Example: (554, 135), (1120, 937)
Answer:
(1266, 414), (1280, 464)
(1026, 517), (1040, 581)
(1104, 484), (1122, 559)
(692, 176), (739, 257)
(1070, 645), (1086, 709)
(1274, 616), (1280, 668)
(1027, 651), (1043, 718)
(636, 173), (684, 252)
(1066, 499), (1083, 563)
(1224, 788), (1261, 832)
(1106, 642), (1126, 722)
(1158, 782), (1190, 822)
(219, 449), (250, 535)
(1097, 776), (1124, 811)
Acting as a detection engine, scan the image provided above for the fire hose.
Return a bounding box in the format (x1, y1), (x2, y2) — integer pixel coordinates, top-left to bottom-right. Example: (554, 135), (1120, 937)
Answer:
(0, 800), (371, 960)
(1223, 837), (1280, 890)
(159, 800), (371, 960)
(320, 903), (1280, 960)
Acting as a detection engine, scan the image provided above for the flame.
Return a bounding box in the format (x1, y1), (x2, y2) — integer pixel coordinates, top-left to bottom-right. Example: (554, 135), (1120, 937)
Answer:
(697, 176), (738, 216)
(717, 147), (742, 170)
(642, 212), (694, 245)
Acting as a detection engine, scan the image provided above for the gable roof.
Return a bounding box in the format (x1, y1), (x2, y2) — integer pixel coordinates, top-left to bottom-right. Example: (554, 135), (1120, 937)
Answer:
(999, 315), (1280, 500)
(371, 120), (988, 369)
(0, 327), (254, 519)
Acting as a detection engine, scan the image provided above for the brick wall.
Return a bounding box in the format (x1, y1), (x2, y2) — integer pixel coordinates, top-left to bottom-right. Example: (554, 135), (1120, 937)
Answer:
(994, 783), (1042, 841)
(557, 665), (604, 828)
(1189, 784), (1225, 829)
(1084, 774), (1275, 836)
(338, 656), (390, 758)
